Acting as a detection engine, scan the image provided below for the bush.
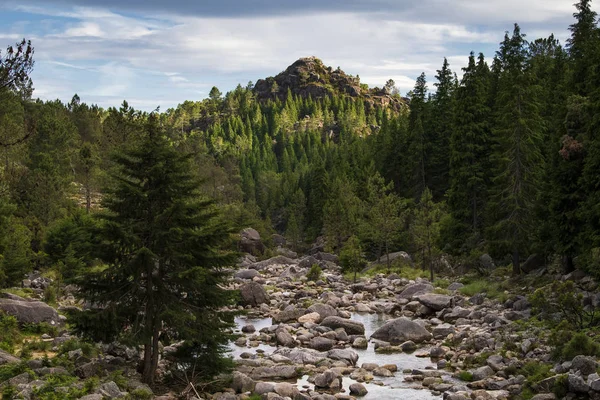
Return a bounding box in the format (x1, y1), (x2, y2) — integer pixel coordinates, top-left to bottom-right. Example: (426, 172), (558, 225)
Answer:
(561, 332), (600, 360)
(130, 388), (154, 400)
(0, 312), (21, 352)
(306, 264), (322, 282)
(530, 281), (598, 329)
(57, 339), (98, 358)
(459, 279), (508, 302)
(457, 371), (473, 382)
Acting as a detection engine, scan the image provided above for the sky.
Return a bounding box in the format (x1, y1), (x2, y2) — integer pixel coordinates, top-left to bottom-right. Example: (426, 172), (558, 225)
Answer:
(0, 0), (596, 111)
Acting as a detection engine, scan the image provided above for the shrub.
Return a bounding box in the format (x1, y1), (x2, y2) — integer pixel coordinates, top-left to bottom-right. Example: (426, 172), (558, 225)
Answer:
(457, 371), (473, 382)
(130, 388), (154, 400)
(530, 281), (598, 329)
(306, 264), (322, 282)
(561, 332), (600, 361)
(0, 312), (20, 352)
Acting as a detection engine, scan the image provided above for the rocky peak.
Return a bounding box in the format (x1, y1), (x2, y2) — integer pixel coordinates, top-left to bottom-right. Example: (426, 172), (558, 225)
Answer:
(253, 57), (405, 110)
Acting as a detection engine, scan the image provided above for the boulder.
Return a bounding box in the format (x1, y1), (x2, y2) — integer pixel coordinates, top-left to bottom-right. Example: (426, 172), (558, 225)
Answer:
(254, 382), (275, 395)
(398, 283), (434, 299)
(307, 303), (338, 320)
(99, 381), (126, 398)
(234, 269), (259, 280)
(275, 328), (297, 347)
(273, 305), (306, 323)
(373, 251), (412, 265)
(0, 299), (60, 326)
(326, 349), (358, 366)
(568, 373), (589, 393)
(370, 317), (432, 344)
(310, 337), (335, 351)
(232, 371), (255, 393)
(471, 366), (495, 381)
(274, 382), (299, 398)
(239, 228), (264, 255)
(415, 294), (452, 311)
(0, 349), (20, 365)
(248, 365), (299, 380)
(479, 254), (495, 270)
(571, 355), (598, 376)
(298, 312), (321, 324)
(522, 253), (545, 273)
(349, 382), (368, 396)
(320, 316), (365, 335)
(448, 282), (465, 291)
(314, 369), (342, 388)
(239, 282), (269, 307)
(432, 323), (455, 339)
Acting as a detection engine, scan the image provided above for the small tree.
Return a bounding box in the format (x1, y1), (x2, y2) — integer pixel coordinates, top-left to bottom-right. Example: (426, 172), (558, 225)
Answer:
(412, 188), (443, 281)
(340, 235), (366, 283)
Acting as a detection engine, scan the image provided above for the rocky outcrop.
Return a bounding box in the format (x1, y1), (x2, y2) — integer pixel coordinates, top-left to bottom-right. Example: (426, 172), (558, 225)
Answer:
(320, 316), (365, 335)
(239, 228), (264, 255)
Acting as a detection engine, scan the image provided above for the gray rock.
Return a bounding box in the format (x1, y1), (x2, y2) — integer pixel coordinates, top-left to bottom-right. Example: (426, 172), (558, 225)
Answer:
(241, 324), (256, 333)
(274, 348), (326, 365)
(320, 316), (365, 335)
(471, 365), (494, 381)
(522, 253), (545, 273)
(249, 365), (299, 380)
(432, 323), (455, 339)
(307, 303), (338, 320)
(430, 347), (445, 358)
(352, 337), (368, 349)
(254, 382), (275, 395)
(310, 337), (334, 351)
(253, 255), (296, 270)
(239, 227), (264, 255)
(568, 373), (589, 393)
(571, 355), (598, 375)
(276, 328), (297, 347)
(398, 283), (434, 299)
(479, 254), (495, 270)
(239, 282), (269, 307)
(0, 299), (60, 325)
(0, 349), (20, 365)
(99, 381), (125, 398)
(273, 305), (306, 323)
(232, 371), (255, 393)
(370, 317), (432, 344)
(401, 341), (417, 352)
(447, 282), (465, 291)
(588, 373), (600, 391)
(78, 395), (103, 400)
(349, 382), (368, 396)
(326, 349), (358, 366)
(530, 395), (556, 400)
(235, 269), (259, 280)
(415, 294), (452, 310)
(373, 251), (412, 265)
(274, 382), (299, 398)
(486, 355), (505, 372)
(314, 370), (341, 388)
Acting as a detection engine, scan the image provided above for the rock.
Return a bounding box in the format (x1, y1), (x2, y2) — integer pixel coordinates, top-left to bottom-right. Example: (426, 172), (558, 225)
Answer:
(430, 347), (445, 358)
(320, 316), (365, 335)
(239, 228), (264, 255)
(253, 256), (297, 270)
(78, 395), (103, 400)
(314, 370), (342, 388)
(232, 371), (255, 393)
(571, 355), (598, 375)
(432, 323), (455, 339)
(568, 373), (589, 393)
(273, 305), (306, 323)
(326, 349), (358, 366)
(310, 337), (334, 351)
(448, 282), (465, 291)
(241, 324), (256, 333)
(239, 282), (269, 307)
(276, 247), (297, 259)
(487, 355), (505, 372)
(315, 252), (339, 263)
(99, 381), (126, 398)
(373, 251), (412, 265)
(276, 328), (297, 347)
(0, 349), (20, 365)
(235, 269), (259, 280)
(398, 283), (434, 299)
(349, 382), (368, 396)
(254, 382), (275, 395)
(307, 303), (338, 320)
(0, 299), (60, 325)
(370, 317), (432, 344)
(352, 337), (368, 349)
(522, 253), (545, 273)
(274, 382), (299, 398)
(472, 366), (495, 381)
(415, 294), (452, 311)
(401, 341), (417, 352)
(298, 312), (321, 324)
(530, 395), (556, 400)
(274, 348), (325, 365)
(373, 367), (393, 377)
(479, 254), (495, 270)
(470, 293), (486, 305)
(249, 366), (299, 380)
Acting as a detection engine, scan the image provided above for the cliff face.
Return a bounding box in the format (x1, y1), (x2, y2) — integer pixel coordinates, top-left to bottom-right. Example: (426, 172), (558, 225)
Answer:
(253, 57), (405, 110)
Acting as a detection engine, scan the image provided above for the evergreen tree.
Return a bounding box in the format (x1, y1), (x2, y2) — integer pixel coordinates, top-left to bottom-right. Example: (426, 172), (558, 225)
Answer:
(412, 188), (443, 281)
(71, 116), (237, 385)
(407, 73), (429, 199)
(339, 235), (366, 283)
(487, 25), (544, 274)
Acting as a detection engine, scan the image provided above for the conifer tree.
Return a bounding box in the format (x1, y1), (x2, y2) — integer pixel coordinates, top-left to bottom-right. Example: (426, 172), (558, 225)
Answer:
(487, 25), (544, 274)
(71, 116), (237, 385)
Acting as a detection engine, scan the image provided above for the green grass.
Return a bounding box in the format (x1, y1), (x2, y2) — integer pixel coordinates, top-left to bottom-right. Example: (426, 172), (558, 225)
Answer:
(459, 279), (509, 302)
(457, 371), (473, 382)
(2, 287), (35, 298)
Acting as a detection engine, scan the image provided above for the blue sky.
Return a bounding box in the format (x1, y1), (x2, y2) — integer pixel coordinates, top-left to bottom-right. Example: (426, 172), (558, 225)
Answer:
(0, 0), (596, 111)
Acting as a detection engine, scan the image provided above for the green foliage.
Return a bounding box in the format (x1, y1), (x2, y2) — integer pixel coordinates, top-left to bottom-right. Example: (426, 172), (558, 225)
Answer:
(457, 371), (473, 382)
(306, 264), (322, 282)
(0, 361), (33, 383)
(411, 188), (445, 281)
(0, 312), (21, 352)
(458, 279), (508, 302)
(339, 235), (366, 283)
(551, 330), (600, 361)
(57, 338), (98, 358)
(530, 280), (598, 329)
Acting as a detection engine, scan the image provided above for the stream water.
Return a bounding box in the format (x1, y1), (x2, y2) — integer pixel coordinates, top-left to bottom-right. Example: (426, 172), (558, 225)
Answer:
(231, 312), (444, 399)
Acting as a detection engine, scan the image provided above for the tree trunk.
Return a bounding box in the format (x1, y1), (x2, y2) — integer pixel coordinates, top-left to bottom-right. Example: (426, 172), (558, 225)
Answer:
(512, 248), (520, 275)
